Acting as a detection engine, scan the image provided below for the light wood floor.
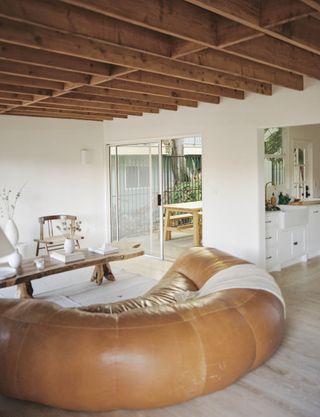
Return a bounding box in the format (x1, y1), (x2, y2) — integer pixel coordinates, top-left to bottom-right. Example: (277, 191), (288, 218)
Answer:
(0, 256), (320, 417)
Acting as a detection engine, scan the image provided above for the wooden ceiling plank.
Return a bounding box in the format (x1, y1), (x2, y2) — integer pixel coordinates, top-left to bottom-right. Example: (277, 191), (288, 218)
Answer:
(121, 71), (245, 99)
(0, 91), (34, 101)
(180, 47), (303, 90)
(0, 98), (23, 105)
(25, 105), (129, 118)
(0, 73), (64, 90)
(0, 83), (52, 96)
(60, 0), (218, 47)
(0, 0), (172, 57)
(260, 0), (313, 26)
(300, 0), (320, 13)
(0, 60), (92, 84)
(227, 35), (320, 79)
(7, 109), (106, 121)
(185, 1), (320, 64)
(73, 85), (199, 107)
(62, 92), (178, 110)
(43, 97), (160, 114)
(271, 16), (320, 54)
(0, 17), (270, 94)
(100, 79), (220, 104)
(31, 102), (143, 116)
(0, 42), (112, 77)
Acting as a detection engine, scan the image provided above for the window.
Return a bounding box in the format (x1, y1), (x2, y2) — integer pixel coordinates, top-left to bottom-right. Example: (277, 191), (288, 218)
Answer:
(264, 127), (284, 186)
(125, 165), (149, 189)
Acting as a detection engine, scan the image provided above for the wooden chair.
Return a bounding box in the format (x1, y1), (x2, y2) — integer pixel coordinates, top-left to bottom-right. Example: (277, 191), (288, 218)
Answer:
(34, 215), (83, 256)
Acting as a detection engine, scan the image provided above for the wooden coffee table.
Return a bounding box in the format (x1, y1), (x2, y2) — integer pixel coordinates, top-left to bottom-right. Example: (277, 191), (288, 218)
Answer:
(0, 248), (144, 298)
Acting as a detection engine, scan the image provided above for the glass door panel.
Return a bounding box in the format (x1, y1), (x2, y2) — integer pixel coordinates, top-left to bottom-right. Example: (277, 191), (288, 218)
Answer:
(109, 143), (161, 258)
(292, 141), (311, 199)
(162, 136), (202, 260)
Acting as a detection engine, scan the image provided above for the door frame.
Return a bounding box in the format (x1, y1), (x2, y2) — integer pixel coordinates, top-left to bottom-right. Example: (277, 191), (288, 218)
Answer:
(290, 139), (313, 199)
(107, 142), (164, 260)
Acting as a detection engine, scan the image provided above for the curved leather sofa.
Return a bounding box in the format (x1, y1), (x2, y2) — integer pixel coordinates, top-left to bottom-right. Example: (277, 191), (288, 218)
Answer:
(0, 247), (285, 411)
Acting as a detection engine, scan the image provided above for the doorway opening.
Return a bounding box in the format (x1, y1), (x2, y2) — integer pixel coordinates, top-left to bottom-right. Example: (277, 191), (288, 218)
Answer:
(109, 136), (202, 260)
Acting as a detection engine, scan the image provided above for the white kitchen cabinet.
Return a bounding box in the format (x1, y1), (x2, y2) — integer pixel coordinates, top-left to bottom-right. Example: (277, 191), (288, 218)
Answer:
(265, 213), (280, 271)
(279, 227), (306, 265)
(307, 205), (320, 255)
(265, 209), (308, 271)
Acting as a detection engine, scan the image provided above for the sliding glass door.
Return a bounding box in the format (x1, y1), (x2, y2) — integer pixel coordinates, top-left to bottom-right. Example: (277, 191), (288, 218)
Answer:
(108, 136), (202, 260)
(109, 143), (162, 258)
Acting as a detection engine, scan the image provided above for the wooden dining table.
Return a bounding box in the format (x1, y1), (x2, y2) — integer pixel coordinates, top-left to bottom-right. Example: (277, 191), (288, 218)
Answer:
(164, 201), (202, 246)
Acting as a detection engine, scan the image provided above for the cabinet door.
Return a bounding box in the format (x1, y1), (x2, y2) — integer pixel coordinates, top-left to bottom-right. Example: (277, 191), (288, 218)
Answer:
(308, 207), (320, 253)
(279, 230), (292, 263)
(292, 228), (306, 258)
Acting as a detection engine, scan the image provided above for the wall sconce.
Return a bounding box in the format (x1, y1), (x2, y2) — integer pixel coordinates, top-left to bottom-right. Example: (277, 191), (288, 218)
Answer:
(80, 149), (88, 165)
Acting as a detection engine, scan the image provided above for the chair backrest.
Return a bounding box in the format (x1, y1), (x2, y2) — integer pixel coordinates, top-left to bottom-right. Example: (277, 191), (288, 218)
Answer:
(39, 215), (77, 239)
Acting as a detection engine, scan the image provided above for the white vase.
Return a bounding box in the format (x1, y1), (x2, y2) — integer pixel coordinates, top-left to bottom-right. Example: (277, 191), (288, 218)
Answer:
(64, 238), (75, 254)
(4, 219), (19, 246)
(8, 249), (22, 269)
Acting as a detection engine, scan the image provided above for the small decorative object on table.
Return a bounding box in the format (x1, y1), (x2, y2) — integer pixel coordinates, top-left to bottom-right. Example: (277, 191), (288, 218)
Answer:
(34, 257), (45, 270)
(50, 250), (85, 263)
(56, 218), (82, 254)
(0, 226), (17, 279)
(0, 184), (26, 245)
(8, 249), (22, 269)
(89, 243), (119, 255)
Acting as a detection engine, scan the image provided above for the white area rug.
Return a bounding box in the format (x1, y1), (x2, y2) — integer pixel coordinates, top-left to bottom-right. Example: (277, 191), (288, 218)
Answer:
(38, 269), (157, 308)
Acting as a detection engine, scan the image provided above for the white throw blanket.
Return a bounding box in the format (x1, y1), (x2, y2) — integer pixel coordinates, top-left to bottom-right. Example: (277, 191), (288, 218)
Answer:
(197, 264), (285, 315)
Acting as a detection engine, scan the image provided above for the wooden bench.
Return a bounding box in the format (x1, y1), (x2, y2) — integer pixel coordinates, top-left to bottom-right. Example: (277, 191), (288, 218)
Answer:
(165, 212), (194, 240)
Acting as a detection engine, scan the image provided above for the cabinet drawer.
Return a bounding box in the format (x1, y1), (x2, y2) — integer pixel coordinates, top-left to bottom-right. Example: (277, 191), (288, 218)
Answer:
(265, 229), (278, 249)
(266, 246), (278, 269)
(265, 214), (279, 228)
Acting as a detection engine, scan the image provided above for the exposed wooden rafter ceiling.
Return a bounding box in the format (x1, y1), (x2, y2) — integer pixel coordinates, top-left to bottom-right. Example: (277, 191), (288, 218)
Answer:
(0, 0), (319, 122)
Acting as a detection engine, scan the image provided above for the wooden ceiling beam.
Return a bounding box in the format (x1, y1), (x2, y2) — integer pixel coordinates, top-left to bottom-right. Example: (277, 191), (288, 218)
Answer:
(0, 98), (23, 105)
(30, 101), (143, 117)
(0, 73), (64, 90)
(185, 1), (320, 68)
(63, 92), (178, 111)
(0, 60), (92, 84)
(60, 0), (218, 47)
(121, 71), (245, 99)
(271, 16), (320, 55)
(0, 42), (112, 77)
(227, 35), (320, 78)
(185, 0), (312, 30)
(180, 47), (303, 90)
(0, 18), (270, 94)
(260, 0), (313, 26)
(0, 91), (34, 101)
(44, 97), (160, 114)
(0, 0), (172, 57)
(73, 85), (199, 107)
(0, 83), (53, 96)
(25, 104), (129, 118)
(7, 109), (107, 121)
(100, 79), (220, 104)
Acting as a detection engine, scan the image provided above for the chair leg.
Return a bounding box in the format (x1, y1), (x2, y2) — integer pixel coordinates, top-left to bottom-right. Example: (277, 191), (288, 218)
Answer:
(35, 242), (40, 257)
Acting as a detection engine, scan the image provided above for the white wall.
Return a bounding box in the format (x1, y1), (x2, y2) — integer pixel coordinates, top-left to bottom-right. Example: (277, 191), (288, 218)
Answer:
(103, 77), (320, 266)
(0, 116), (106, 258)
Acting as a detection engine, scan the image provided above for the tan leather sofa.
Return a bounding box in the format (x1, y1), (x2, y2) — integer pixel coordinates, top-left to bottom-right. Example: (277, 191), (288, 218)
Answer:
(0, 247), (285, 411)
